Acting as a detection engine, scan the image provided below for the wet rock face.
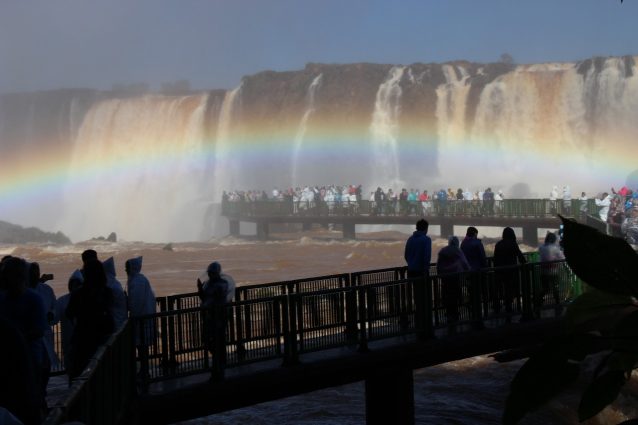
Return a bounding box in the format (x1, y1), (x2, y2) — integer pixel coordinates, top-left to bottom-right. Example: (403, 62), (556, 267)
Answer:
(0, 220), (71, 244)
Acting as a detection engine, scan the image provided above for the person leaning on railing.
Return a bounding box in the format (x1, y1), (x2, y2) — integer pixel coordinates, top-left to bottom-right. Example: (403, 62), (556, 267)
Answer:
(493, 227), (527, 321)
(196, 262), (228, 380)
(436, 236), (470, 332)
(537, 232), (565, 317)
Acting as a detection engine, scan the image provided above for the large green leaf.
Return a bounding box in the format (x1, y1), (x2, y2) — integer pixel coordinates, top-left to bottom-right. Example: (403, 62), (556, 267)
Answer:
(606, 351), (638, 374)
(563, 332), (609, 362)
(612, 310), (638, 352)
(560, 217), (638, 297)
(503, 339), (580, 424)
(578, 370), (626, 421)
(565, 290), (635, 333)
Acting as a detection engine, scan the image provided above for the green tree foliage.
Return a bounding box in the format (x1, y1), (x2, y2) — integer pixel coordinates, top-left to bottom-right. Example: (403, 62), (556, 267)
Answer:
(504, 217), (638, 424)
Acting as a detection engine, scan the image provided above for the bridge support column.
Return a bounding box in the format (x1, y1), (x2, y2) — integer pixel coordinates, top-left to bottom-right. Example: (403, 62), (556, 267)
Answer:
(365, 366), (414, 425)
(257, 222), (270, 241)
(522, 226), (538, 246)
(302, 222), (312, 231)
(440, 221), (454, 239)
(229, 220), (240, 236)
(343, 223), (356, 239)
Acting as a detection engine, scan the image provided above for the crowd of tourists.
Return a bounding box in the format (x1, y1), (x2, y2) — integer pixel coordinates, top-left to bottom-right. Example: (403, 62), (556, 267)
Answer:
(404, 219), (567, 333)
(223, 185), (512, 217)
(0, 250), (237, 424)
(223, 183), (638, 246)
(0, 251), (157, 424)
(593, 186), (638, 245)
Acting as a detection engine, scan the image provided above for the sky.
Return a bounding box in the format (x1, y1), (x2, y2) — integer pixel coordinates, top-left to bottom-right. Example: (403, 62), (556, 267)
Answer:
(0, 0), (637, 93)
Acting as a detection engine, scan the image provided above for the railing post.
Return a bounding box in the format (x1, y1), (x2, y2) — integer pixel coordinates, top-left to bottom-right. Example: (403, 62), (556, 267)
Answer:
(345, 288), (358, 344)
(358, 286), (369, 352)
(520, 263), (534, 321)
(413, 275), (434, 341)
(136, 318), (150, 393)
(235, 302), (246, 362)
(257, 222), (269, 240)
(210, 304), (227, 381)
(229, 219), (240, 236)
(282, 295), (299, 366)
(365, 366), (415, 425)
(343, 222), (356, 239)
(470, 271), (485, 330)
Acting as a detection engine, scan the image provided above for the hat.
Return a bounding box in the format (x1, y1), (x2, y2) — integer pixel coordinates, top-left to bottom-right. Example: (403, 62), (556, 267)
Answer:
(207, 261), (221, 274)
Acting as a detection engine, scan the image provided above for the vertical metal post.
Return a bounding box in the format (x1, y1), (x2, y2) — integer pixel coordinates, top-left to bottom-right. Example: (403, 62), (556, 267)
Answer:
(365, 366), (415, 425)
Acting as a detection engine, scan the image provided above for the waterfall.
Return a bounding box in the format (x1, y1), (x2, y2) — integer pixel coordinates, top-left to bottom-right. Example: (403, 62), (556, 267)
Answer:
(213, 85), (242, 201)
(464, 58), (638, 193)
(3, 56), (638, 240)
(436, 65), (471, 146)
(370, 66), (405, 190)
(292, 74), (322, 187)
(59, 94), (210, 242)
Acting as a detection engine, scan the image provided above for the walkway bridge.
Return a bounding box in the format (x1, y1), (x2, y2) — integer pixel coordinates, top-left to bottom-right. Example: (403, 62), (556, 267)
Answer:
(44, 256), (584, 425)
(222, 198), (599, 244)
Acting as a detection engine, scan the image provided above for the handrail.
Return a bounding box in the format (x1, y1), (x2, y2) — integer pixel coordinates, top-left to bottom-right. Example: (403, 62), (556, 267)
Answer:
(43, 321), (135, 425)
(43, 259), (584, 425)
(132, 259), (583, 385)
(47, 252), (564, 376)
(222, 198), (600, 219)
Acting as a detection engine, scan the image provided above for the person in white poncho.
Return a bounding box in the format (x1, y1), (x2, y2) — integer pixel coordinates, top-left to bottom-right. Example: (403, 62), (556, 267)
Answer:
(125, 256), (156, 350)
(102, 257), (128, 331)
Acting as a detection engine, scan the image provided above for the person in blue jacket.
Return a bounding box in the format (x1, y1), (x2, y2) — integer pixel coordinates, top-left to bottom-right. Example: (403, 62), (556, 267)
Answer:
(404, 219), (432, 278)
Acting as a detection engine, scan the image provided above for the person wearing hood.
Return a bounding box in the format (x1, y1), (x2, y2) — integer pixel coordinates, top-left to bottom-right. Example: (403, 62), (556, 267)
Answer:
(125, 256), (156, 349)
(595, 192), (612, 221)
(102, 257), (128, 331)
(460, 227), (487, 272)
(578, 192), (589, 219)
(549, 186), (559, 214)
(27, 262), (57, 397)
(65, 259), (113, 379)
(404, 219), (432, 279)
(0, 257), (47, 423)
(197, 262), (229, 379)
(537, 232), (565, 317)
(437, 236), (470, 330)
(562, 186), (572, 215)
(493, 227), (527, 320)
(56, 270), (83, 384)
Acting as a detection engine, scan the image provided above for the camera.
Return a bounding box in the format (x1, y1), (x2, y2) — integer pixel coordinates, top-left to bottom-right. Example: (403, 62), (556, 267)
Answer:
(40, 273), (54, 282)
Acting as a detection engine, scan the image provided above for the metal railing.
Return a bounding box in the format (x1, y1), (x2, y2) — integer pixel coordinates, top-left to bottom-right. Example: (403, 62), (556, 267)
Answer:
(42, 259), (586, 425)
(222, 198), (599, 218)
(45, 252), (555, 376)
(131, 259), (583, 385)
(44, 321), (135, 425)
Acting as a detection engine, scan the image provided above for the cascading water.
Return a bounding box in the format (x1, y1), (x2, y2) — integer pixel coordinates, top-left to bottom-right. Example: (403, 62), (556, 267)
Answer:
(292, 74), (322, 188)
(213, 84), (242, 201)
(370, 66), (405, 190)
(3, 56), (638, 240)
(430, 57), (638, 196)
(59, 94), (210, 242)
(436, 65), (471, 146)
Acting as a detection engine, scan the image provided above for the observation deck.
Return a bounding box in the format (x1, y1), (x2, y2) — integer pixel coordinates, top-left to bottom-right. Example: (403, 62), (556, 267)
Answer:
(222, 198), (598, 245)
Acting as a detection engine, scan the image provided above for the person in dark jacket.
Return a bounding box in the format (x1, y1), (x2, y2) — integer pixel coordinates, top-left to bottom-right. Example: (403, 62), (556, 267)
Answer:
(460, 227), (487, 271)
(493, 227), (527, 320)
(197, 262), (229, 379)
(460, 226), (488, 327)
(437, 236), (470, 329)
(405, 219), (433, 338)
(404, 219), (432, 279)
(66, 259), (114, 378)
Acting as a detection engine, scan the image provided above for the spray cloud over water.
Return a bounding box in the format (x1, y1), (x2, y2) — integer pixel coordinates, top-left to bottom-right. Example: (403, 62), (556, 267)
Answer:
(1, 57), (638, 242)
